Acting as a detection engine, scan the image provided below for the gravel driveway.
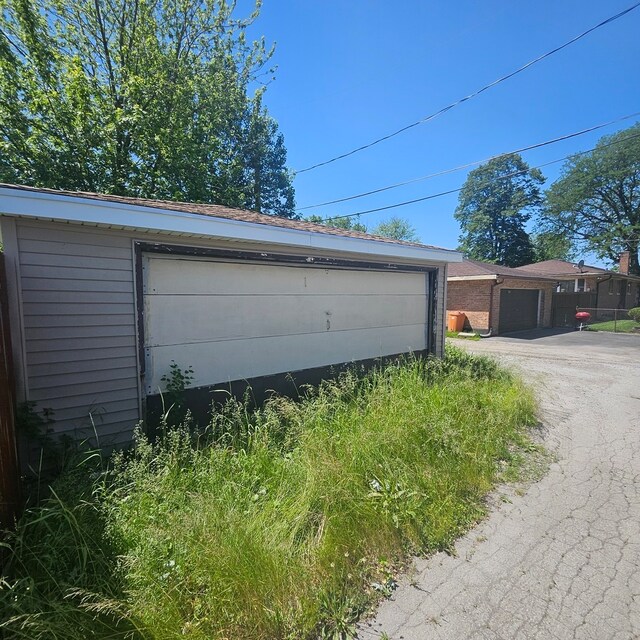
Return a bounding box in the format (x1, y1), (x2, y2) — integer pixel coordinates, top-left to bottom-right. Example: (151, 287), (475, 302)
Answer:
(358, 330), (640, 640)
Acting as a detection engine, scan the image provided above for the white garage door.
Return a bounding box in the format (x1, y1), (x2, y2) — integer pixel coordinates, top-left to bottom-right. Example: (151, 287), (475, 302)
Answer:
(142, 255), (430, 395)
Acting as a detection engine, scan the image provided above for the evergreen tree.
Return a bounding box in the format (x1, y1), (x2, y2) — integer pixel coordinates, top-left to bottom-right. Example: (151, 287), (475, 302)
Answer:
(242, 96), (296, 217)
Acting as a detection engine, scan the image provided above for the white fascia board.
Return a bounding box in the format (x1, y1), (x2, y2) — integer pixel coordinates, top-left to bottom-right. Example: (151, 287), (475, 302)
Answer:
(448, 275), (498, 281)
(0, 188), (463, 264)
(448, 274), (560, 282)
(542, 271), (640, 281)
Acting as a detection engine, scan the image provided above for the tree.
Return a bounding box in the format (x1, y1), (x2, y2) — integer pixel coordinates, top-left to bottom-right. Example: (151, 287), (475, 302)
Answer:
(241, 96), (296, 217)
(371, 217), (419, 242)
(454, 154), (544, 267)
(0, 0), (296, 216)
(304, 214), (419, 241)
(530, 231), (574, 262)
(306, 215), (368, 233)
(541, 123), (640, 275)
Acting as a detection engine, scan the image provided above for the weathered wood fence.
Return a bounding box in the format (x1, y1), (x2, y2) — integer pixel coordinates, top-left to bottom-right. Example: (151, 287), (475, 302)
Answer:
(551, 292), (596, 327)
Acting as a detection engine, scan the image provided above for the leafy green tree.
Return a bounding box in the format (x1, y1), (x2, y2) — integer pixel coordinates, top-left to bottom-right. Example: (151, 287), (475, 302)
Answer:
(372, 216), (419, 242)
(0, 0), (296, 216)
(306, 215), (368, 233)
(304, 214), (419, 241)
(530, 231), (574, 262)
(541, 123), (640, 275)
(455, 154), (544, 267)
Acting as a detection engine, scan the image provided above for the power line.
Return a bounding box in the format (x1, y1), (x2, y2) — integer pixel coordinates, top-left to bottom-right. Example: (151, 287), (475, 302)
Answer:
(322, 131), (640, 222)
(296, 111), (640, 212)
(295, 2), (640, 174)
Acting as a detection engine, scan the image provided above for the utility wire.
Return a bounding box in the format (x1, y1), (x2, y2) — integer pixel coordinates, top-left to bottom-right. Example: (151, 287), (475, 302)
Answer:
(295, 1), (640, 174)
(297, 111), (640, 211)
(322, 131), (640, 222)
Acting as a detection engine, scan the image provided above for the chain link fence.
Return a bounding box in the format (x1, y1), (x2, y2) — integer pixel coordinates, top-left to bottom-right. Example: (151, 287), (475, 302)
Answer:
(576, 307), (638, 333)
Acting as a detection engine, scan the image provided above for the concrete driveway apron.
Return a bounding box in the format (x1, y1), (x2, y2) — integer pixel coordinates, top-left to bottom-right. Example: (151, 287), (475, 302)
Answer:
(358, 331), (640, 640)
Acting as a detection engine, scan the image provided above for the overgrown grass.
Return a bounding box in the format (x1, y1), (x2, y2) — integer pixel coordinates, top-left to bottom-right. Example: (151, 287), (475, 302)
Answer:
(1, 347), (538, 639)
(587, 319), (639, 333)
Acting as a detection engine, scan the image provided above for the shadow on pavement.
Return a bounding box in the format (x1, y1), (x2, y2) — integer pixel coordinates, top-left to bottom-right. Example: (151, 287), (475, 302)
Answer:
(495, 328), (575, 341)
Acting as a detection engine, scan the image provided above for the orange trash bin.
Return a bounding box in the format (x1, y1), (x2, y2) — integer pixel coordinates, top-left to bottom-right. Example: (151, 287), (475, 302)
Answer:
(447, 311), (466, 332)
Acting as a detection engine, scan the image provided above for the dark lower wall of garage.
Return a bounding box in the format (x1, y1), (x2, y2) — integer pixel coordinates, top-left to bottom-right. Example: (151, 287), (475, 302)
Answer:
(145, 349), (429, 432)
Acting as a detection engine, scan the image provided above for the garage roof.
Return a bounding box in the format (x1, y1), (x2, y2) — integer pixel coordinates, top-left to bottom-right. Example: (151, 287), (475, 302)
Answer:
(0, 183), (462, 263)
(448, 258), (556, 281)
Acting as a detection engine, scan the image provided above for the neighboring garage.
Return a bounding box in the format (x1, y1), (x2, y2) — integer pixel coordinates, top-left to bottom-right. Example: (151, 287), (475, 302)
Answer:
(447, 259), (555, 335)
(498, 288), (540, 333)
(0, 184), (460, 449)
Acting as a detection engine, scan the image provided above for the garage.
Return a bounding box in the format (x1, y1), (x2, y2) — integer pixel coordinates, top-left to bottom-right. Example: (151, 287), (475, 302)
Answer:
(498, 288), (540, 333)
(1, 183), (460, 447)
(142, 248), (431, 397)
(447, 258), (555, 335)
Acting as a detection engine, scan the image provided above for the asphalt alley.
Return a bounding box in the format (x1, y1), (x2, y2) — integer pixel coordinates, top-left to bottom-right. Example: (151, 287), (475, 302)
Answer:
(358, 330), (640, 640)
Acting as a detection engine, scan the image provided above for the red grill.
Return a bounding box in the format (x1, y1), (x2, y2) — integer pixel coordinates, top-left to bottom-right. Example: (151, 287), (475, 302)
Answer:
(575, 311), (590, 331)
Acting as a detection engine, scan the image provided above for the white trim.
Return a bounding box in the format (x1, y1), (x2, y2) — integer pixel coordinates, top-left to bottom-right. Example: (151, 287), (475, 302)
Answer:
(0, 187), (462, 264)
(130, 237), (143, 422)
(424, 272), (430, 354)
(449, 273), (558, 283)
(448, 275), (498, 281)
(537, 289), (543, 328)
(527, 271), (640, 282)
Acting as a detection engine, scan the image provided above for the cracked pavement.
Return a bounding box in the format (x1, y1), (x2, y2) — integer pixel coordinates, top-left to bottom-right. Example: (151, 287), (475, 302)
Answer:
(358, 330), (640, 640)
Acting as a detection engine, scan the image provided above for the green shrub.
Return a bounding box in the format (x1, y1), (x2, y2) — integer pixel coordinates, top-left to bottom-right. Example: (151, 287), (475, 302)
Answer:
(629, 307), (640, 323)
(1, 348), (538, 640)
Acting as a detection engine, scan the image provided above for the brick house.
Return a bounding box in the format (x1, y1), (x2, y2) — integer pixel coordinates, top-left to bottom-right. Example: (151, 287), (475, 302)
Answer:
(447, 259), (556, 335)
(515, 254), (640, 325)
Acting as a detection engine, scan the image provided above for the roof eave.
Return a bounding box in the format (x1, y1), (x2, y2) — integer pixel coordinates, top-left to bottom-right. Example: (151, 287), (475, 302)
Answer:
(448, 273), (557, 282)
(448, 275), (498, 281)
(0, 187), (463, 264)
(522, 270), (640, 280)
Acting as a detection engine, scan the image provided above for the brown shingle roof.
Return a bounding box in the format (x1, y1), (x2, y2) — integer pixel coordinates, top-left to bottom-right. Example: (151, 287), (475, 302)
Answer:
(516, 259), (640, 281)
(0, 183), (455, 252)
(448, 258), (556, 280)
(514, 259), (610, 276)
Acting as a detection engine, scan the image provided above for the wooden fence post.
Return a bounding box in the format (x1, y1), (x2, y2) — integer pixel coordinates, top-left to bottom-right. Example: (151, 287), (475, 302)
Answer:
(0, 254), (21, 529)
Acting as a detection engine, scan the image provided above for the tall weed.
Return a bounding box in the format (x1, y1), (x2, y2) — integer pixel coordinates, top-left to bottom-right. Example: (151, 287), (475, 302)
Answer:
(1, 347), (537, 639)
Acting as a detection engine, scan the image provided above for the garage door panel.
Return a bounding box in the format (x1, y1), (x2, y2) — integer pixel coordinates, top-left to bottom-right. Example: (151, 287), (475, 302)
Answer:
(145, 292), (426, 345)
(145, 324), (427, 393)
(145, 256), (425, 296)
(143, 255), (429, 393)
(499, 289), (539, 333)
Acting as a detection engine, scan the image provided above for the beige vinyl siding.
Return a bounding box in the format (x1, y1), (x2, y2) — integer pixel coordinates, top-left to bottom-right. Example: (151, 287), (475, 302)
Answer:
(7, 217), (449, 447)
(16, 221), (140, 446)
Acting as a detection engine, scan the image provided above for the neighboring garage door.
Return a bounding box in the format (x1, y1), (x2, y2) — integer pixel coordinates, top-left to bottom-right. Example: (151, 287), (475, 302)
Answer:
(498, 289), (539, 334)
(142, 255), (430, 395)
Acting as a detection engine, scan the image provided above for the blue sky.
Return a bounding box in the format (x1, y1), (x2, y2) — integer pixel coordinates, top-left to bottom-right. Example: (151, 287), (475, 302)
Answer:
(248, 1), (640, 265)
